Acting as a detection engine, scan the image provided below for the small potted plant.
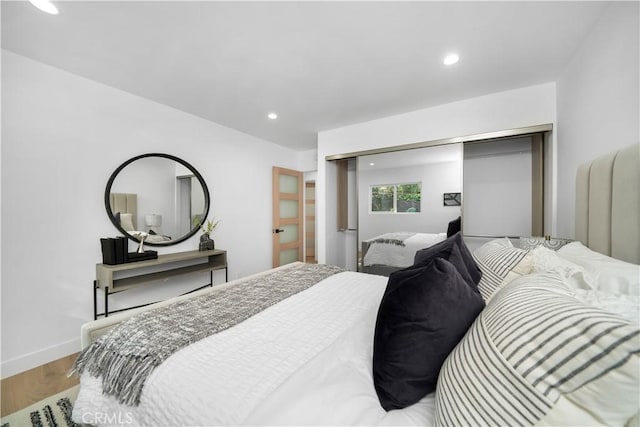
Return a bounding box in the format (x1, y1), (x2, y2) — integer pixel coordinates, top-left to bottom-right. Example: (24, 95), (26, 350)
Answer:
(198, 218), (219, 251)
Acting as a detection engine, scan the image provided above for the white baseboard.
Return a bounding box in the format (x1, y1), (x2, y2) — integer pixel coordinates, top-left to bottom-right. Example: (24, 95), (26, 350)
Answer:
(1, 338), (81, 379)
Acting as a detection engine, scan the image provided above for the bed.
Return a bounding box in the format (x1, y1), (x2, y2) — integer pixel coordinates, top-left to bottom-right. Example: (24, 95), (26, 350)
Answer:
(360, 232), (447, 276)
(72, 145), (640, 426)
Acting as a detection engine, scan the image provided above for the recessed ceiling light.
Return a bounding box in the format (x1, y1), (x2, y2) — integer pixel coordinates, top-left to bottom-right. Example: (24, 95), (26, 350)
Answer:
(267, 112), (278, 120)
(29, 0), (59, 15)
(369, 163), (375, 166)
(443, 53), (459, 66)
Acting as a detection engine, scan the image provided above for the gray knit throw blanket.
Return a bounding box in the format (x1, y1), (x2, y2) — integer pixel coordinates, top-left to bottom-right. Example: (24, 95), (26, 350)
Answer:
(72, 263), (344, 407)
(371, 232), (416, 247)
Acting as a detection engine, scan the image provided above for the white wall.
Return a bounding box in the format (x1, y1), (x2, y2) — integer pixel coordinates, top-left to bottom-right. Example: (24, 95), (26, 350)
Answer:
(556, 2), (639, 238)
(1, 50), (304, 377)
(358, 162), (461, 242)
(297, 149), (318, 173)
(317, 83), (557, 264)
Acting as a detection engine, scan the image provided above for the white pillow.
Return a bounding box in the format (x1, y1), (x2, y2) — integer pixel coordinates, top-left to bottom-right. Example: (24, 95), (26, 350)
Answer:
(531, 246), (596, 290)
(502, 248), (638, 325)
(490, 236), (514, 248)
(557, 242), (640, 296)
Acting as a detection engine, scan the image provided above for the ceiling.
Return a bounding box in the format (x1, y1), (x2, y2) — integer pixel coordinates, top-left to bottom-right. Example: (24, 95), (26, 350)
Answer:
(359, 143), (462, 172)
(1, 1), (608, 151)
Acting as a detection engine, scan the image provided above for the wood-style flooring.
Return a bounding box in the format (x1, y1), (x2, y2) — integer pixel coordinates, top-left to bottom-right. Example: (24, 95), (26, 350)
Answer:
(1, 353), (79, 417)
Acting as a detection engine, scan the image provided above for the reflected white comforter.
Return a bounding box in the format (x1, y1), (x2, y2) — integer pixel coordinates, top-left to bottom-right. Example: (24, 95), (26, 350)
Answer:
(363, 232), (446, 268)
(73, 271), (435, 426)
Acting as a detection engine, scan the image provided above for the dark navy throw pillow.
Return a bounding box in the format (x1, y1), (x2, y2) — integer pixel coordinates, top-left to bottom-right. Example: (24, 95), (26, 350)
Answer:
(373, 258), (485, 411)
(414, 232), (482, 287)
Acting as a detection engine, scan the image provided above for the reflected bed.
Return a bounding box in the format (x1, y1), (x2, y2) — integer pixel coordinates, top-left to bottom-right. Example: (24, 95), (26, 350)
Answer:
(360, 232), (446, 276)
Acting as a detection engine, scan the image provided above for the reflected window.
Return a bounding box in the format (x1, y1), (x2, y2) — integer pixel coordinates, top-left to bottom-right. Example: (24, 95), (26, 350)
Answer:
(370, 183), (421, 213)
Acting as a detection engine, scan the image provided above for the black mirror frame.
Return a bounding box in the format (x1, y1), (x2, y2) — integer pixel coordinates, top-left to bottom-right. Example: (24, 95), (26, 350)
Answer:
(104, 153), (210, 246)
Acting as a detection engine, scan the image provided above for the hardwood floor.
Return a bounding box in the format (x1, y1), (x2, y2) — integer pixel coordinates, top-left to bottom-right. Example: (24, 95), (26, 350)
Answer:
(1, 353), (79, 417)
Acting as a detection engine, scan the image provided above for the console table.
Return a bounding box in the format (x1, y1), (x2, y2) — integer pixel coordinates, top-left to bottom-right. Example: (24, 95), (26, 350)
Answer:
(94, 249), (227, 319)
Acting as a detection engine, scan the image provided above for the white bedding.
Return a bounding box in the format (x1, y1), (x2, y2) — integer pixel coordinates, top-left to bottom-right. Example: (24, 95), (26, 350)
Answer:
(129, 231), (171, 244)
(73, 271), (435, 426)
(363, 232), (446, 268)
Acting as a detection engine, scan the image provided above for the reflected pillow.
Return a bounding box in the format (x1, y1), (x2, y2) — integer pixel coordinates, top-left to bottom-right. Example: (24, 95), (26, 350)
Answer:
(373, 258), (485, 411)
(446, 216), (461, 238)
(119, 213), (135, 232)
(414, 232), (482, 287)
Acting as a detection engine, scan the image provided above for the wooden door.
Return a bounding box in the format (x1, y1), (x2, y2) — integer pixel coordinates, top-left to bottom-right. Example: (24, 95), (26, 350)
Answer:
(272, 167), (303, 267)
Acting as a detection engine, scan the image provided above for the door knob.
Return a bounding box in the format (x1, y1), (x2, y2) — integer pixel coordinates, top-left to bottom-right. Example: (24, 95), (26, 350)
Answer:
(273, 228), (285, 234)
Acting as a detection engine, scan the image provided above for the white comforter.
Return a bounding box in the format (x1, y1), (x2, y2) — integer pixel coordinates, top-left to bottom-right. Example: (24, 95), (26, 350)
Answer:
(73, 271), (435, 426)
(363, 232), (446, 268)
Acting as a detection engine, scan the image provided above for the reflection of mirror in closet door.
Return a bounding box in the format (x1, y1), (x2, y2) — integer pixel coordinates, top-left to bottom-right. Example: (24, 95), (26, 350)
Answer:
(357, 143), (463, 274)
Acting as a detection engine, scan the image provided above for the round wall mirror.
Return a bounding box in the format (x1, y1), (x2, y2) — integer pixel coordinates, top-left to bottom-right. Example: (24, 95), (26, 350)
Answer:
(105, 153), (210, 246)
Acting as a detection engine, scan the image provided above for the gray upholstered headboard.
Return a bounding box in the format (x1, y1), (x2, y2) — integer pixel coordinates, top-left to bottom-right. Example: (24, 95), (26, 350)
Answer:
(575, 144), (639, 264)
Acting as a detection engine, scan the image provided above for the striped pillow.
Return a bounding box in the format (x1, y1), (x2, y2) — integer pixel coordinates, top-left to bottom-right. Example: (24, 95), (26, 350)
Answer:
(434, 273), (640, 427)
(472, 238), (529, 300)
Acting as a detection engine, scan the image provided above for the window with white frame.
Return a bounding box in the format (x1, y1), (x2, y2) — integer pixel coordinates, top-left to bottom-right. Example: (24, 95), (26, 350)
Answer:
(370, 183), (421, 213)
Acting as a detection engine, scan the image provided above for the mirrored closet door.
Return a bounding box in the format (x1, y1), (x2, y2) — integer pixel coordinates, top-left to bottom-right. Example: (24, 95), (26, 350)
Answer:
(357, 143), (463, 274)
(462, 135), (544, 252)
